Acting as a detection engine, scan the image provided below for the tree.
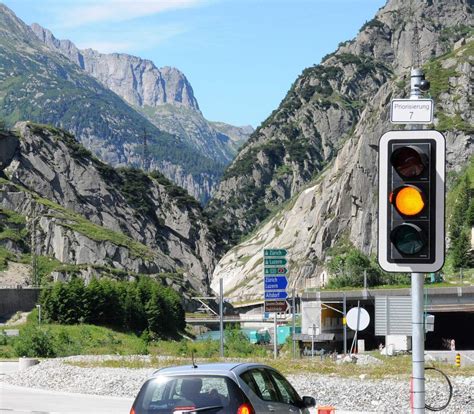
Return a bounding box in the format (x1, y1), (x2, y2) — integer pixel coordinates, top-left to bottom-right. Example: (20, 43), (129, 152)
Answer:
(448, 174), (472, 269)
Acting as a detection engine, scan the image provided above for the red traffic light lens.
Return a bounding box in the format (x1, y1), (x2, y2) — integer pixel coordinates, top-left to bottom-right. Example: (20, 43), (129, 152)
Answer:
(390, 185), (425, 216)
(390, 146), (426, 178)
(390, 224), (425, 255)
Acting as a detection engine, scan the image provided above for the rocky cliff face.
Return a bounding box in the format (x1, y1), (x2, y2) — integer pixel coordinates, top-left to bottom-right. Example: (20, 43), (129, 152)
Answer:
(0, 4), (224, 203)
(210, 0), (473, 300)
(206, 0), (472, 241)
(30, 23), (252, 176)
(0, 123), (221, 298)
(30, 23), (199, 111)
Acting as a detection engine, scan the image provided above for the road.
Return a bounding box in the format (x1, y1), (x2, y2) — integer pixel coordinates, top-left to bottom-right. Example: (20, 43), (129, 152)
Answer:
(0, 362), (372, 414)
(0, 362), (133, 414)
(0, 382), (134, 414)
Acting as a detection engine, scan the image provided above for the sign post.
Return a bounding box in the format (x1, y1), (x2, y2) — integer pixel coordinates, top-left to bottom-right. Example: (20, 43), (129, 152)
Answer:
(264, 248), (288, 314)
(264, 248), (288, 359)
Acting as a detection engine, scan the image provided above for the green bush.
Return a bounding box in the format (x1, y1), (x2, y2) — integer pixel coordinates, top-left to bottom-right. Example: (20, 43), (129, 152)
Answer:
(447, 166), (473, 270)
(14, 325), (56, 358)
(224, 328), (267, 357)
(326, 246), (409, 288)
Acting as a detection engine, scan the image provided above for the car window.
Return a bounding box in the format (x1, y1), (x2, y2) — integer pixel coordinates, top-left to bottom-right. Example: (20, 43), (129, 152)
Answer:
(266, 369), (301, 406)
(240, 369), (279, 402)
(133, 375), (245, 414)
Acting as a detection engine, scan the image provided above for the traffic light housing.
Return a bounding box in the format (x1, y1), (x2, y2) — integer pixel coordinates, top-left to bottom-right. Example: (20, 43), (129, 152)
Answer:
(378, 130), (445, 272)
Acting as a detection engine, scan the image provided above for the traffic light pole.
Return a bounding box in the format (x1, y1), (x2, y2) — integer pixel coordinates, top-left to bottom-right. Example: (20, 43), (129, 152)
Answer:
(412, 272), (425, 413)
(410, 68), (425, 413)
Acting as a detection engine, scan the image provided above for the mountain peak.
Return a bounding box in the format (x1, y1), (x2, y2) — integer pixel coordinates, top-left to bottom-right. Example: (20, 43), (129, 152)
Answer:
(0, 3), (38, 43)
(30, 22), (200, 111)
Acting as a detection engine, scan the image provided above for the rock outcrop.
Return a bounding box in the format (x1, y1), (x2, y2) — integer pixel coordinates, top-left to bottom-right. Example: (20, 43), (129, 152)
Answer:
(30, 23), (199, 111)
(1, 123), (221, 297)
(210, 0), (473, 300)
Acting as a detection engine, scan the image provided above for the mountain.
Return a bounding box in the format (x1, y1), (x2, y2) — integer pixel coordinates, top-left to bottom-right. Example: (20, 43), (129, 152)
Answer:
(0, 122), (220, 300)
(206, 0), (472, 243)
(0, 4), (227, 203)
(30, 23), (199, 110)
(30, 23), (253, 172)
(209, 0), (473, 300)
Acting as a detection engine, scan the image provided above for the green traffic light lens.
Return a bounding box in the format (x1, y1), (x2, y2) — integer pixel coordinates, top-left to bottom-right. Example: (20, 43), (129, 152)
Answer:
(390, 223), (425, 255)
(391, 146), (426, 178)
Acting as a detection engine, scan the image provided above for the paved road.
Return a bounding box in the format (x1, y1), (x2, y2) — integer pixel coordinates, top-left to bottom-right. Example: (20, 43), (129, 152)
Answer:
(0, 383), (134, 414)
(0, 361), (373, 414)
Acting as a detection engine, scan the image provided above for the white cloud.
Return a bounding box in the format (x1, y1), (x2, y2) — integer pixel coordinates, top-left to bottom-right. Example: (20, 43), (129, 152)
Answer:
(56, 0), (207, 28)
(74, 23), (187, 53)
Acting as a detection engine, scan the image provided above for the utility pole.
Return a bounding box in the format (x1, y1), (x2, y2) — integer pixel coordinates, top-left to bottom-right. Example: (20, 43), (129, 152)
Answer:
(30, 213), (38, 287)
(273, 313), (278, 359)
(219, 278), (224, 358)
(142, 127), (149, 171)
(343, 293), (347, 354)
(292, 289), (296, 359)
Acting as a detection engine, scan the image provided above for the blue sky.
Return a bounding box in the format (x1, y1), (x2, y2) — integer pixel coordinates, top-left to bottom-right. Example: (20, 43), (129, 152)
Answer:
(4, 0), (386, 127)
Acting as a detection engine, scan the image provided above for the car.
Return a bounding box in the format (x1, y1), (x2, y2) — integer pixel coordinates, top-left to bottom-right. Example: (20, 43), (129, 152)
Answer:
(130, 362), (316, 413)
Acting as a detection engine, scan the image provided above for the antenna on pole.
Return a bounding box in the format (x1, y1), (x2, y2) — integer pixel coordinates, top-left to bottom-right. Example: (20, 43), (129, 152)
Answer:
(412, 18), (421, 70)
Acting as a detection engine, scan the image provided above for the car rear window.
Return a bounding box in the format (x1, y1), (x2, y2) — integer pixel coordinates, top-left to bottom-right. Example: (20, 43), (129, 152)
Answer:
(133, 375), (246, 414)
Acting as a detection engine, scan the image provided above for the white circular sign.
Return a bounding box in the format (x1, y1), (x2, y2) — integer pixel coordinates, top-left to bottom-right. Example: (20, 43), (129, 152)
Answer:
(346, 307), (370, 331)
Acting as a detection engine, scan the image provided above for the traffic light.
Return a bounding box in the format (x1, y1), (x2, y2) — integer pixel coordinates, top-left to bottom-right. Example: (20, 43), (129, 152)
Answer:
(378, 130), (445, 272)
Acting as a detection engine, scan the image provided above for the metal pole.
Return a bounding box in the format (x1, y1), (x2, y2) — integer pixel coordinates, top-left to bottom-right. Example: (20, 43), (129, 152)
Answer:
(311, 324), (315, 359)
(273, 313), (278, 359)
(363, 270), (367, 289)
(412, 272), (425, 413)
(343, 293), (347, 354)
(219, 278), (224, 358)
(36, 304), (41, 325)
(31, 216), (37, 287)
(292, 289), (296, 359)
(408, 69), (425, 412)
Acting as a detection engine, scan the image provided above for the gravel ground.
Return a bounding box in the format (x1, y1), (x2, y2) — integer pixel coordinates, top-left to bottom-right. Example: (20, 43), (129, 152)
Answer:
(3, 356), (473, 413)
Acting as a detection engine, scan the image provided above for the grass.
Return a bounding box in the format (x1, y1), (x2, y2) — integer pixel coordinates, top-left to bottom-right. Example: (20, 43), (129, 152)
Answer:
(0, 317), (147, 358)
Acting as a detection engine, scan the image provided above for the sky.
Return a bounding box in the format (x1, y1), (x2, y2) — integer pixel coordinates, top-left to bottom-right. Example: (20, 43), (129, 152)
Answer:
(3, 0), (386, 127)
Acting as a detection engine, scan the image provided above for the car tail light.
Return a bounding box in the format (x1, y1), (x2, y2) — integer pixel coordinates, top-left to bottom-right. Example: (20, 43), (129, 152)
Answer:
(129, 408), (135, 414)
(237, 403), (255, 414)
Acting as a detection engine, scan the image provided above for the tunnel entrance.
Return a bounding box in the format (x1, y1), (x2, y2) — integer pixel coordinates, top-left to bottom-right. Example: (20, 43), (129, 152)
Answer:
(425, 312), (474, 350)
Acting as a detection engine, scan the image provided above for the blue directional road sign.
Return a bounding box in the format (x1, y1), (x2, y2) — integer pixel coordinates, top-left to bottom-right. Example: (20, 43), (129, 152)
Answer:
(264, 290), (288, 300)
(264, 276), (288, 290)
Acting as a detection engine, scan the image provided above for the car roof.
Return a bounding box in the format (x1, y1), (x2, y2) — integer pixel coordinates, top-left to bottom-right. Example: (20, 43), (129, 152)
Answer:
(152, 362), (270, 377)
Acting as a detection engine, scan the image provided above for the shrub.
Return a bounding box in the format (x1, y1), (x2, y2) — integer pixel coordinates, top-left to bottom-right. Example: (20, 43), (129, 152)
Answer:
(14, 326), (56, 358)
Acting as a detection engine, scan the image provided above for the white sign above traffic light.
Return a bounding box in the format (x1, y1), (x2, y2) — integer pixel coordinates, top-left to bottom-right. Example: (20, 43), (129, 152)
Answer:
(378, 130), (445, 273)
(390, 99), (434, 124)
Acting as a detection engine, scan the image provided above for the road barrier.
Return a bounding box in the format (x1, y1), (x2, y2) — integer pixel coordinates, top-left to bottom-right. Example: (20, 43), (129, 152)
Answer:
(455, 353), (461, 367)
(318, 407), (335, 414)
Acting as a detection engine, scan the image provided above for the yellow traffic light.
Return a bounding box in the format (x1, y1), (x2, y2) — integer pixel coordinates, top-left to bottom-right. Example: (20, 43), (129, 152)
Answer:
(391, 186), (425, 216)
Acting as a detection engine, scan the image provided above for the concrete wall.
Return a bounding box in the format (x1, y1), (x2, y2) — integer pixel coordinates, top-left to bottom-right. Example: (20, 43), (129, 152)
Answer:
(0, 288), (40, 319)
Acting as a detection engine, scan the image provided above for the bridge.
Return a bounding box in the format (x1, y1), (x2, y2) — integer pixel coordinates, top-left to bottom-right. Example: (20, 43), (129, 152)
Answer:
(302, 285), (474, 312)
